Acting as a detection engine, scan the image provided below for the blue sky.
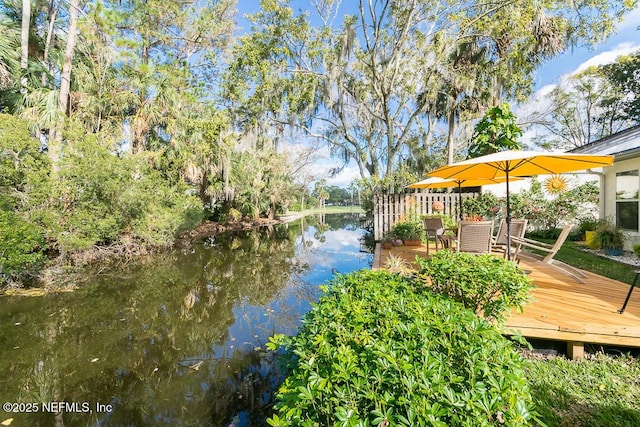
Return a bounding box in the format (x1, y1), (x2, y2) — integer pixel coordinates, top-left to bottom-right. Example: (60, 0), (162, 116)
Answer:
(236, 3), (640, 188)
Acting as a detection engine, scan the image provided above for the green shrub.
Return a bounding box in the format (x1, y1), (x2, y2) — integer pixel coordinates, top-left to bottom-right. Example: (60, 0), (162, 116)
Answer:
(463, 191), (500, 219)
(595, 220), (624, 250)
(416, 251), (534, 323)
(0, 210), (47, 281)
(633, 244), (640, 257)
(28, 134), (203, 252)
(391, 220), (423, 240)
(267, 270), (534, 426)
(526, 227), (562, 241)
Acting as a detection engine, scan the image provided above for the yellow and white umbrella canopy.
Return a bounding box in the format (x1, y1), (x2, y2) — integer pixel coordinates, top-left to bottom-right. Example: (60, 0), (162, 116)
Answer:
(427, 150), (613, 181)
(426, 150), (614, 258)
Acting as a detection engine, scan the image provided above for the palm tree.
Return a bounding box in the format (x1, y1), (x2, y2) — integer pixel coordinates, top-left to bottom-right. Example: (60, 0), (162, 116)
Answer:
(0, 15), (20, 95)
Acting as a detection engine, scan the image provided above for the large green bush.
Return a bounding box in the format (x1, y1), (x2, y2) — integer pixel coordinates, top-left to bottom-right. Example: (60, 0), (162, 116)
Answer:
(416, 251), (534, 323)
(267, 270), (534, 426)
(0, 114), (49, 282)
(0, 210), (47, 281)
(24, 132), (203, 253)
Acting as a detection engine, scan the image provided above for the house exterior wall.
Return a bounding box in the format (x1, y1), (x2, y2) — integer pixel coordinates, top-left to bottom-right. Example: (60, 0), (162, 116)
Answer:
(603, 156), (640, 251)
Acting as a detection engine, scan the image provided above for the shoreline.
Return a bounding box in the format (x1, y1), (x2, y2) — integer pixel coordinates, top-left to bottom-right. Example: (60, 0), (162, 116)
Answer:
(3, 209), (365, 295)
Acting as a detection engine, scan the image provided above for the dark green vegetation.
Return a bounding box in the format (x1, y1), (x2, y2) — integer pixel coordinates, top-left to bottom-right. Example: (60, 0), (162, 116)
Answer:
(527, 353), (640, 427)
(0, 114), (203, 285)
(267, 258), (536, 426)
(390, 219), (425, 241)
(267, 250), (640, 427)
(416, 251), (534, 323)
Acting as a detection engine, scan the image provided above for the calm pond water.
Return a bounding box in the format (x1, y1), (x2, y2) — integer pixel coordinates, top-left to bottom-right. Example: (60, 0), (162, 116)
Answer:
(0, 213), (372, 426)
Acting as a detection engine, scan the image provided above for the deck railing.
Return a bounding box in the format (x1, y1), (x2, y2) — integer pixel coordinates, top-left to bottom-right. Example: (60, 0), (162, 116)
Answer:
(373, 192), (478, 240)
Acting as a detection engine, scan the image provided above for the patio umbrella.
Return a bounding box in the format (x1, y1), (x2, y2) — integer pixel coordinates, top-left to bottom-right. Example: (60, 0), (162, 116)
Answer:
(427, 150), (614, 259)
(407, 176), (521, 221)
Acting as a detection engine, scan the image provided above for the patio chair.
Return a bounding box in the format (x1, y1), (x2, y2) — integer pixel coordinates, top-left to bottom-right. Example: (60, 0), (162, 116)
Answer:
(511, 224), (588, 284)
(492, 219), (528, 258)
(424, 216), (445, 255)
(455, 220), (494, 254)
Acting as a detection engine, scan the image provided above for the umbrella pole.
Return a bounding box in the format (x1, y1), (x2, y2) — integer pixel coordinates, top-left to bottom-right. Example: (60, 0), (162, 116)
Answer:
(506, 169), (512, 260)
(458, 182), (463, 221)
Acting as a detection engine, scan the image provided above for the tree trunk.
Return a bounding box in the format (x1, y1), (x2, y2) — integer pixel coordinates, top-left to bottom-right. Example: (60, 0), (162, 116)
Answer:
(50, 0), (80, 169)
(42, 1), (58, 87)
(20, 0), (30, 93)
(446, 107), (456, 165)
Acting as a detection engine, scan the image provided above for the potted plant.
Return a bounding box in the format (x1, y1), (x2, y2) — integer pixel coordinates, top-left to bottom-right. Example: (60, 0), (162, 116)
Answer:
(391, 220), (423, 246)
(595, 221), (625, 256)
(578, 217), (603, 249)
(381, 234), (394, 250)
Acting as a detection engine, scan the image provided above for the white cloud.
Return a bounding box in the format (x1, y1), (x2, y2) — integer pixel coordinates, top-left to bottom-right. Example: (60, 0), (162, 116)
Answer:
(325, 163), (361, 187)
(617, 8), (640, 31)
(571, 42), (640, 75)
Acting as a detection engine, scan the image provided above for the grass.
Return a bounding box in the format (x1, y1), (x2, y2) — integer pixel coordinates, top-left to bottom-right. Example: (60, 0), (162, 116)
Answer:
(526, 353), (640, 427)
(526, 240), (637, 284)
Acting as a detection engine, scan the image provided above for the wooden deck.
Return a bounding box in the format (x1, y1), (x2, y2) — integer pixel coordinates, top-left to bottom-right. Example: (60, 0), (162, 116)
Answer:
(373, 243), (640, 358)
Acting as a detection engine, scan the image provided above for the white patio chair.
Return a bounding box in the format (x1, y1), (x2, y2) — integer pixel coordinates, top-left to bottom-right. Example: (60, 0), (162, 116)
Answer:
(512, 224), (588, 284)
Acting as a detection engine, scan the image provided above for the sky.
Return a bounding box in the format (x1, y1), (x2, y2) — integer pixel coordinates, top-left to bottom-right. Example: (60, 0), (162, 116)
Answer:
(237, 4), (640, 188)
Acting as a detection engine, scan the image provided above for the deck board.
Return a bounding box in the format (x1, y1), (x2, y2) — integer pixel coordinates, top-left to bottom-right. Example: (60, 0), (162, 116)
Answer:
(374, 243), (640, 349)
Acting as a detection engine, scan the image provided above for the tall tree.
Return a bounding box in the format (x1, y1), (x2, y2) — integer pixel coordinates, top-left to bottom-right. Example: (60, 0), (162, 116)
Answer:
(224, 0), (634, 192)
(601, 50), (640, 124)
(0, 15), (20, 95)
(468, 103), (522, 158)
(100, 0), (236, 153)
(49, 0), (81, 169)
(530, 67), (632, 149)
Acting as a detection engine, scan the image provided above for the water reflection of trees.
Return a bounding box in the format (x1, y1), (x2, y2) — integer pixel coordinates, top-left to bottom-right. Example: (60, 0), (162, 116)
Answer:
(0, 225), (302, 426)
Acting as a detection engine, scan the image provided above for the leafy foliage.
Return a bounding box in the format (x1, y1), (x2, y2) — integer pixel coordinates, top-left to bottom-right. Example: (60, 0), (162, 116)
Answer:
(506, 179), (599, 230)
(468, 103), (523, 158)
(390, 220), (424, 241)
(26, 127), (203, 253)
(0, 210), (47, 281)
(268, 270), (534, 426)
(601, 50), (640, 124)
(416, 251), (534, 324)
(463, 192), (500, 219)
(0, 114), (49, 282)
(594, 220), (625, 250)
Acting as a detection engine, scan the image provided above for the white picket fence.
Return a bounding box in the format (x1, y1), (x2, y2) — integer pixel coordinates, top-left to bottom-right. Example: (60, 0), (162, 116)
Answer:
(373, 192), (479, 240)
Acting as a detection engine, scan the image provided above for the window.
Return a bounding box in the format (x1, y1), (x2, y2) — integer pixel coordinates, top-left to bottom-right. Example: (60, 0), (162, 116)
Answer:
(616, 170), (639, 231)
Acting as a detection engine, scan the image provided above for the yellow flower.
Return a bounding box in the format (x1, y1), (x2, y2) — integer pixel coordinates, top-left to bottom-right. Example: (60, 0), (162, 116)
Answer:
(545, 175), (568, 194)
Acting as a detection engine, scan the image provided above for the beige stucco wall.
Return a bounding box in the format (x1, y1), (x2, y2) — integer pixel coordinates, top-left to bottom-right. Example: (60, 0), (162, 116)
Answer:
(603, 157), (640, 250)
